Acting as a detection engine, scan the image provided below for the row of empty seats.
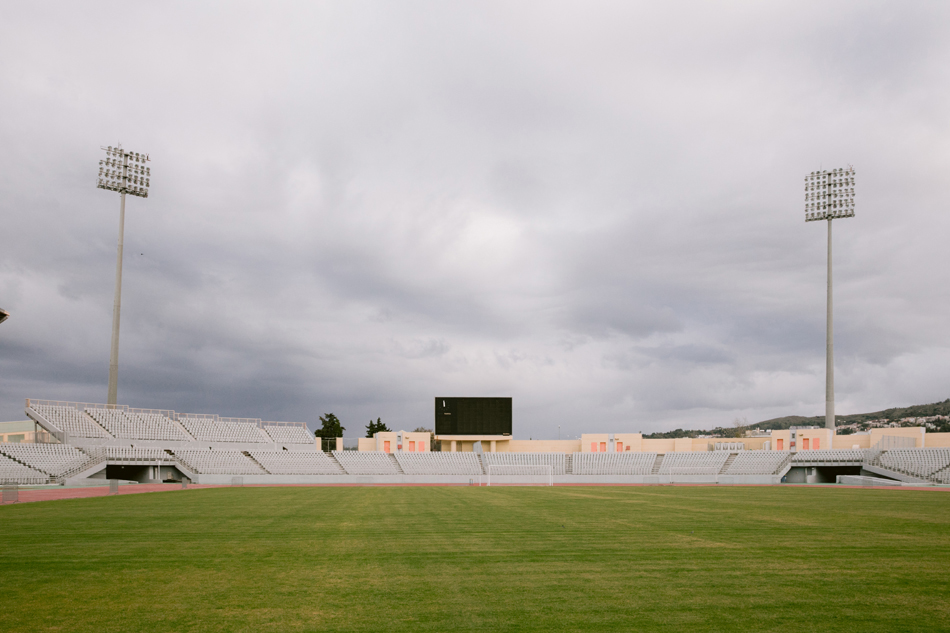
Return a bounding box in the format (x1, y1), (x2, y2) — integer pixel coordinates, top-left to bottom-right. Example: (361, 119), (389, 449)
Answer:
(0, 444), (92, 477)
(262, 425), (315, 445)
(105, 447), (176, 462)
(0, 454), (48, 484)
(29, 404), (111, 438)
(658, 451), (730, 475)
(172, 450), (265, 475)
(86, 408), (190, 442)
(395, 452), (483, 475)
(791, 449), (867, 463)
(248, 451), (343, 475)
(28, 403), (316, 446)
(725, 451), (790, 475)
(572, 452), (657, 475)
(482, 452), (567, 475)
(332, 451), (400, 475)
(880, 448), (950, 478)
(179, 417), (267, 443)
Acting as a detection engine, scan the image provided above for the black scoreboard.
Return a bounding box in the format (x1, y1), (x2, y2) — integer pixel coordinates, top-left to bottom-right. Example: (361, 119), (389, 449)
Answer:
(435, 397), (512, 436)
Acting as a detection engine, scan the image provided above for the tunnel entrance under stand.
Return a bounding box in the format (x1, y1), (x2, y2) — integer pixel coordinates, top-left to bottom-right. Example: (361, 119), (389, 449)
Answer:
(104, 464), (187, 484)
(785, 465), (862, 484)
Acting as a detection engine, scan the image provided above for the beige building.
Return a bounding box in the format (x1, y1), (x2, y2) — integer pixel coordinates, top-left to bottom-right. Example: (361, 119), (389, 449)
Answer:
(354, 426), (950, 454)
(0, 420), (47, 444)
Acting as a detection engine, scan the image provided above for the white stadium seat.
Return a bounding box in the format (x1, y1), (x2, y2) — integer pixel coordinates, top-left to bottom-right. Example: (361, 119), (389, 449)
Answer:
(657, 451), (730, 475)
(394, 452), (483, 475)
(172, 450), (265, 475)
(261, 425), (315, 445)
(248, 451), (344, 475)
(725, 451), (790, 475)
(29, 404), (111, 438)
(571, 452), (657, 475)
(0, 443), (93, 477)
(482, 452), (566, 475)
(332, 451), (400, 475)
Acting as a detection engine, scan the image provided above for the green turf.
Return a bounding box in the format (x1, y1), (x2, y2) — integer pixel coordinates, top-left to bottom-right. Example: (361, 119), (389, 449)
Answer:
(1, 486), (949, 632)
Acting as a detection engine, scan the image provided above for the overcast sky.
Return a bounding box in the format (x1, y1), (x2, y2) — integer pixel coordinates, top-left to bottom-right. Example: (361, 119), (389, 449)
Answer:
(1, 2), (948, 438)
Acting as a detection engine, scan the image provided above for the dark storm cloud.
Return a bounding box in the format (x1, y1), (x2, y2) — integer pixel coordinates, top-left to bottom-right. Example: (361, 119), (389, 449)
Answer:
(1, 2), (949, 437)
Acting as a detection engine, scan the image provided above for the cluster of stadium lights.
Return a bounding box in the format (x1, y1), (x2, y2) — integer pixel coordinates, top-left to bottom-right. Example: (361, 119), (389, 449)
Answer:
(97, 145), (150, 198)
(804, 166), (855, 222)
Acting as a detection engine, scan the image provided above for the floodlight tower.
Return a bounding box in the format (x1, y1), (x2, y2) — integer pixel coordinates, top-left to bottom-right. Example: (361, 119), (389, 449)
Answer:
(804, 166), (855, 431)
(97, 144), (151, 405)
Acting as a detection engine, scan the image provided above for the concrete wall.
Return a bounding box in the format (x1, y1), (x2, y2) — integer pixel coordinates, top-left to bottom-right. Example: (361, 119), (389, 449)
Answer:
(870, 427), (925, 447)
(508, 440), (580, 453)
(833, 433), (871, 449)
(925, 432), (950, 447)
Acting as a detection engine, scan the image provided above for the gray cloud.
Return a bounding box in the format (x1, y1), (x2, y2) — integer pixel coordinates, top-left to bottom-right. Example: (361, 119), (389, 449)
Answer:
(2, 2), (949, 438)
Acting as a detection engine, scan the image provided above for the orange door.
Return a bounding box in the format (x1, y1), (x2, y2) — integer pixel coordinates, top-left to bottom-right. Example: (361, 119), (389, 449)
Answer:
(802, 438), (810, 450)
(600, 442), (607, 452)
(591, 442), (598, 452)
(384, 440), (391, 452)
(777, 439), (783, 450)
(616, 442), (623, 452)
(813, 438), (820, 450)
(408, 441), (415, 452)
(418, 442), (425, 452)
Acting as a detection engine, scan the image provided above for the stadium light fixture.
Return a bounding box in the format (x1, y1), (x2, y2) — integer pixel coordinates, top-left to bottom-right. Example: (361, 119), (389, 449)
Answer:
(804, 166), (855, 432)
(97, 144), (151, 405)
(0, 307), (9, 325)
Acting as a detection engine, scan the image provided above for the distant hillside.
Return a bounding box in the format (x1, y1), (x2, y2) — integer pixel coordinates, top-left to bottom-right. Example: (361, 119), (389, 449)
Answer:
(751, 398), (950, 431)
(643, 398), (950, 439)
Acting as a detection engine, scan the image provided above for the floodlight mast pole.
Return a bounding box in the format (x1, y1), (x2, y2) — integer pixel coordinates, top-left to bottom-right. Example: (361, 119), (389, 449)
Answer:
(825, 218), (834, 431)
(804, 166), (854, 433)
(107, 185), (126, 406)
(97, 144), (150, 406)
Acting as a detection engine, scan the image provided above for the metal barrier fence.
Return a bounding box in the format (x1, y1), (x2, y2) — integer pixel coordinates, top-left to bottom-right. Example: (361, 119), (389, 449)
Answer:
(2, 483), (18, 504)
(109, 479), (119, 495)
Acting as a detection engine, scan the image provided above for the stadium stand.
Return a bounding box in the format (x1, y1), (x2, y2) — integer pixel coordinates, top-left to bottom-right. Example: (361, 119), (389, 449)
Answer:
(657, 451), (730, 475)
(104, 447), (175, 462)
(0, 453), (48, 484)
(880, 448), (950, 479)
(172, 450), (265, 475)
(394, 452), (484, 475)
(482, 452), (567, 475)
(724, 451), (790, 475)
(0, 443), (92, 477)
(791, 449), (866, 463)
(178, 416), (267, 443)
(332, 451), (401, 475)
(261, 424), (314, 445)
(85, 408), (191, 442)
(571, 452), (657, 475)
(248, 451), (344, 475)
(29, 404), (111, 438)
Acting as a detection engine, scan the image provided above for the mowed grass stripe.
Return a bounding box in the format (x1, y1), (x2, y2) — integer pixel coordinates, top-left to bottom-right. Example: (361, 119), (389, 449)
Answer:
(1, 486), (949, 632)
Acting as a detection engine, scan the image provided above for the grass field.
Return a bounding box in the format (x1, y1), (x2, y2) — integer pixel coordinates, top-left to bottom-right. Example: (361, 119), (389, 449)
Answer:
(2, 486), (949, 632)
